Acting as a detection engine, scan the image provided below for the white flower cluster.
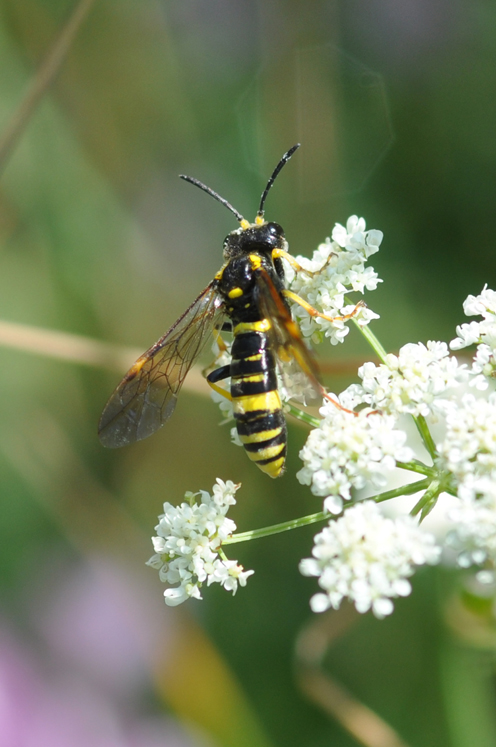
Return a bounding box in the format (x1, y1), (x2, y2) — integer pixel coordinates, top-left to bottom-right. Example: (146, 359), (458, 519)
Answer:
(437, 392), (496, 502)
(147, 479), (253, 606)
(358, 341), (467, 418)
(447, 499), (496, 581)
(300, 501), (440, 618)
(438, 392), (496, 578)
(287, 215), (382, 345)
(297, 396), (413, 514)
(451, 285), (496, 390)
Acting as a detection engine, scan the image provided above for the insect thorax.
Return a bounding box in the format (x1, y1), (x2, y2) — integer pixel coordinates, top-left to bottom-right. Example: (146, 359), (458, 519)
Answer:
(222, 221), (287, 261)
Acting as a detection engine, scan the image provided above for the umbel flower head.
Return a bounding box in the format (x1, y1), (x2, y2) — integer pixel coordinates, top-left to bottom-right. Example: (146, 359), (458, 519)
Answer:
(358, 341), (467, 418)
(300, 501), (441, 618)
(297, 394), (413, 514)
(147, 479), (253, 606)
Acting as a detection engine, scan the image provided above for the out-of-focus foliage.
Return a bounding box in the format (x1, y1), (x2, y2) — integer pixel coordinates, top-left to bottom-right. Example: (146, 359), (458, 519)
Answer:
(1, 1), (496, 746)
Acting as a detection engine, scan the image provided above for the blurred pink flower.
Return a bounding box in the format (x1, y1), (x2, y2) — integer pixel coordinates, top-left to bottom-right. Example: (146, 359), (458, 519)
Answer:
(0, 559), (200, 747)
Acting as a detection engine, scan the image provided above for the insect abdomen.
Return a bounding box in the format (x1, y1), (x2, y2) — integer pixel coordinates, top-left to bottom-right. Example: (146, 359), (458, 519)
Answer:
(231, 324), (287, 478)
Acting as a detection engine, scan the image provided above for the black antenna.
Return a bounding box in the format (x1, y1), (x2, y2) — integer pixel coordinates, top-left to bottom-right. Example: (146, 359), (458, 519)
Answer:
(179, 174), (245, 224)
(257, 143), (300, 221)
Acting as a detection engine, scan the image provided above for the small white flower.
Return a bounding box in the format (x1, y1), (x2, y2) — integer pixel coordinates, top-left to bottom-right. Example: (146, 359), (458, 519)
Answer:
(451, 287), (496, 391)
(147, 479), (254, 605)
(210, 386), (234, 422)
(450, 321), (483, 350)
(464, 286), (496, 318)
(287, 216), (382, 346)
(207, 559), (255, 593)
(300, 501), (441, 617)
(469, 344), (496, 390)
(358, 341), (467, 418)
(297, 395), (413, 510)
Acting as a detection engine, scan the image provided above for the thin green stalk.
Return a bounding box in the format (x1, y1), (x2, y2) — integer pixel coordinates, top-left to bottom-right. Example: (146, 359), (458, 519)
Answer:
(351, 317), (388, 363)
(373, 478), (431, 503)
(396, 460), (434, 476)
(410, 479), (441, 519)
(225, 477), (431, 545)
(223, 510), (329, 544)
(414, 414), (437, 460)
(285, 403), (320, 428)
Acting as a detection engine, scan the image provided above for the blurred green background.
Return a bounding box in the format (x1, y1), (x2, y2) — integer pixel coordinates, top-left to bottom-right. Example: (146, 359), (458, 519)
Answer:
(0, 1), (496, 746)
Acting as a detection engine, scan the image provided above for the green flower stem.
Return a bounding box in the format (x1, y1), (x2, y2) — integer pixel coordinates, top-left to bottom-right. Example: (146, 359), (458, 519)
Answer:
(351, 316), (388, 364)
(413, 414), (438, 460)
(396, 460), (434, 477)
(218, 547), (229, 562)
(410, 478), (441, 519)
(224, 478), (431, 545)
(285, 403), (320, 428)
(223, 511), (329, 544)
(373, 478), (431, 503)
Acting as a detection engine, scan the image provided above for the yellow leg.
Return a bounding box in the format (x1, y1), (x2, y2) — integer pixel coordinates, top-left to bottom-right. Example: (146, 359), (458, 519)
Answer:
(206, 377), (232, 402)
(272, 247), (336, 278)
(282, 289), (366, 324)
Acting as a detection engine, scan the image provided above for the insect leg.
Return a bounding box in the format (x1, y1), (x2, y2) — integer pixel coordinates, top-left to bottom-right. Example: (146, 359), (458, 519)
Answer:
(282, 290), (366, 323)
(272, 247), (337, 278)
(206, 365), (232, 402)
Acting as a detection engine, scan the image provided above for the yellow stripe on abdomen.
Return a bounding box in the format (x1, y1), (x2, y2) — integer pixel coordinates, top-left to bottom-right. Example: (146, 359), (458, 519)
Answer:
(232, 390), (281, 415)
(246, 440), (286, 462)
(238, 426), (283, 444)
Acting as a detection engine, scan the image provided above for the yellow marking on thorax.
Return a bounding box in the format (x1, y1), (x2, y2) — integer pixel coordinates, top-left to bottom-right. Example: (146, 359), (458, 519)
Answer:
(228, 287), (243, 299)
(232, 390), (281, 414)
(249, 254), (262, 270)
(233, 319), (271, 335)
(214, 263), (227, 281)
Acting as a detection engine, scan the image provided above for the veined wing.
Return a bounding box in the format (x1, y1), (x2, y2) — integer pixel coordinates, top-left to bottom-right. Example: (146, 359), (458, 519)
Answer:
(254, 268), (323, 405)
(99, 282), (224, 447)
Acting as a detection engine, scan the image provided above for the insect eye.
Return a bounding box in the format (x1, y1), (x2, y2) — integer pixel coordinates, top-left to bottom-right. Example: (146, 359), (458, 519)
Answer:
(266, 222), (284, 237)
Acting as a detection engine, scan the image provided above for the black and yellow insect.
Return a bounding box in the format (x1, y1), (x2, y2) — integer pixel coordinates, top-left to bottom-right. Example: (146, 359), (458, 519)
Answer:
(99, 145), (347, 477)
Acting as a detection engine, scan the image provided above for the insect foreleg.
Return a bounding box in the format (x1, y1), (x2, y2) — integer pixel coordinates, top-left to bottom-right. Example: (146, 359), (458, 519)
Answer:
(272, 247), (337, 278)
(282, 291), (366, 324)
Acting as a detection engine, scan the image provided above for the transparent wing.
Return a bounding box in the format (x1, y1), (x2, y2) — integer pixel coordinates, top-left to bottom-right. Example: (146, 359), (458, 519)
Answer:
(255, 268), (323, 405)
(99, 282), (224, 447)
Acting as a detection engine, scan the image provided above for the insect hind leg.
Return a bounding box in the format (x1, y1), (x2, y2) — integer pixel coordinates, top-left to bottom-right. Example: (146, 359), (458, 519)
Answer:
(207, 364), (232, 401)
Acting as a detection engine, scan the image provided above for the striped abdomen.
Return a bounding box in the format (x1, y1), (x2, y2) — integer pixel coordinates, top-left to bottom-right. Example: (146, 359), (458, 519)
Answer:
(230, 320), (287, 478)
